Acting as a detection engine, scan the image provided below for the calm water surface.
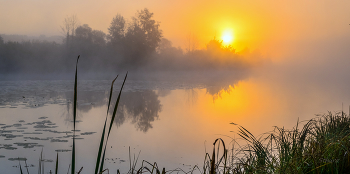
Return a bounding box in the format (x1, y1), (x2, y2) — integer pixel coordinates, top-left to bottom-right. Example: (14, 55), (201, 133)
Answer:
(1, 71), (349, 173)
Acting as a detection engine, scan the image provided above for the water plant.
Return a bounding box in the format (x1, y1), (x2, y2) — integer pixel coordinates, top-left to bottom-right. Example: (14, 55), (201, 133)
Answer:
(71, 55), (79, 174)
(94, 75), (118, 174)
(71, 55), (128, 174)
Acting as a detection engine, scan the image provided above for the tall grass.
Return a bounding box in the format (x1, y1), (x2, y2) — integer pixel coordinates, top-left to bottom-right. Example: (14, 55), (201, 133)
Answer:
(70, 55), (128, 174)
(98, 72), (127, 173)
(71, 55), (79, 174)
(94, 75), (118, 174)
(204, 112), (350, 174)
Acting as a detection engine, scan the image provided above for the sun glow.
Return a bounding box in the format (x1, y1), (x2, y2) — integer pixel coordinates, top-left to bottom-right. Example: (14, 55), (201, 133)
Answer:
(221, 29), (234, 45)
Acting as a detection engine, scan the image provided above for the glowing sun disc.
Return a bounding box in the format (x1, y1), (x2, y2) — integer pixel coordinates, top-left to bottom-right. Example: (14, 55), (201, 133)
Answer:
(222, 30), (234, 44)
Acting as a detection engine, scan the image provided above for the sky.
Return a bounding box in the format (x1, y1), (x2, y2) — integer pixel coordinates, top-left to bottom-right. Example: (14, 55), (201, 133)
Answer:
(2, 0), (350, 56)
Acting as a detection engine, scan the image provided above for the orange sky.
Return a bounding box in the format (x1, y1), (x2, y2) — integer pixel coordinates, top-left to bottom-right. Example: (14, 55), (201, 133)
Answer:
(1, 0), (350, 55)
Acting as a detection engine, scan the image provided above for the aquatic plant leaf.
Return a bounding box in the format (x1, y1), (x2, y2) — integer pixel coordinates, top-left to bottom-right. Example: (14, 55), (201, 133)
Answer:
(72, 55), (79, 174)
(99, 72), (128, 173)
(55, 152), (58, 174)
(95, 75), (118, 174)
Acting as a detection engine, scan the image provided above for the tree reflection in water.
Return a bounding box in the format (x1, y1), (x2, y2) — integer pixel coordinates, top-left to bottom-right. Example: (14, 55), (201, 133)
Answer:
(205, 76), (242, 100)
(62, 90), (162, 132)
(0, 78), (247, 131)
(115, 90), (162, 132)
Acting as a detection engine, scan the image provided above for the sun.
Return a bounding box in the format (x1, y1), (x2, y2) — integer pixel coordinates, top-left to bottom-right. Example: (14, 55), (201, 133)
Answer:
(221, 29), (234, 45)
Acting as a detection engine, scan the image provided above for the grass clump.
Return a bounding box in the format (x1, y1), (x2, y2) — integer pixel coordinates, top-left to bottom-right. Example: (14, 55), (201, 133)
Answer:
(206, 112), (350, 174)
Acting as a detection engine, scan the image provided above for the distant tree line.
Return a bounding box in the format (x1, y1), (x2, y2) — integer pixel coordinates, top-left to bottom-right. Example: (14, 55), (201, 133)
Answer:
(0, 8), (264, 77)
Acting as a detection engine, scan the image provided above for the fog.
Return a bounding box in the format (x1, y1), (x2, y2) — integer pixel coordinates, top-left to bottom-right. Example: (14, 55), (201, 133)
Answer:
(1, 1), (350, 118)
(2, 2), (350, 173)
(0, 8), (265, 90)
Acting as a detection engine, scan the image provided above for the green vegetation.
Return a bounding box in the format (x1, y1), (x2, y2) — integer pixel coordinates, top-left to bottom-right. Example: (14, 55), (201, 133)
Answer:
(206, 112), (350, 174)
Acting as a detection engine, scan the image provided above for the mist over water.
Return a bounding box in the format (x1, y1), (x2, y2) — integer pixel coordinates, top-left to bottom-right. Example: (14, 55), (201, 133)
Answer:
(0, 8), (265, 84)
(1, 2), (350, 173)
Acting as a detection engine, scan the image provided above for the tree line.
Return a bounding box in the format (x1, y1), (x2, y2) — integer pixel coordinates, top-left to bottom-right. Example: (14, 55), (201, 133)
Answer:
(0, 8), (264, 78)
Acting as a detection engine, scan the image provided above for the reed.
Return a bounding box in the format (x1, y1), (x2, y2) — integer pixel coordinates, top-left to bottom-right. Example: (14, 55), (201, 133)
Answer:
(25, 159), (30, 174)
(70, 55), (128, 174)
(71, 55), (79, 174)
(55, 152), (58, 174)
(94, 75), (118, 174)
(19, 159), (23, 174)
(99, 72), (128, 173)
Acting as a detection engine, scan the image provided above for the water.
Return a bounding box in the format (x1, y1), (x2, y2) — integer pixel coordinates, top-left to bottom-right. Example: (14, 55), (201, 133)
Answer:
(1, 69), (349, 173)
(0, 79), (237, 173)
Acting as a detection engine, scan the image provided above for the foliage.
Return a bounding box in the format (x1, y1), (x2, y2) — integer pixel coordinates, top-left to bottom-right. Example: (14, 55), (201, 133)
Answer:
(74, 24), (107, 56)
(108, 14), (126, 46)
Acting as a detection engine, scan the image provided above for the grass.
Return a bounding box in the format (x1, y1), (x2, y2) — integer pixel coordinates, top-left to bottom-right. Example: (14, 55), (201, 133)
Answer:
(95, 75), (119, 174)
(71, 55), (128, 174)
(11, 55), (350, 173)
(208, 112), (350, 174)
(72, 55), (79, 174)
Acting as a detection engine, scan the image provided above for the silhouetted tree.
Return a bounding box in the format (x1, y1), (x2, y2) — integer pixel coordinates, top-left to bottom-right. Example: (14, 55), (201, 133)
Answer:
(206, 37), (235, 54)
(157, 38), (184, 58)
(75, 24), (93, 43)
(91, 30), (106, 47)
(73, 24), (107, 70)
(108, 14), (125, 46)
(0, 36), (4, 45)
(152, 38), (184, 71)
(74, 24), (106, 47)
(186, 32), (199, 53)
(123, 8), (162, 66)
(206, 38), (223, 53)
(136, 8), (162, 52)
(124, 23), (147, 65)
(73, 24), (93, 56)
(157, 38), (172, 53)
(61, 15), (79, 46)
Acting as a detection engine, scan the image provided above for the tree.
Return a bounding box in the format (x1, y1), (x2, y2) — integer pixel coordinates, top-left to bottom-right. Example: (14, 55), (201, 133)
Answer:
(157, 38), (172, 53)
(206, 38), (223, 53)
(0, 35), (4, 45)
(75, 24), (106, 46)
(108, 14), (125, 45)
(206, 37), (235, 54)
(91, 30), (106, 46)
(61, 15), (79, 46)
(186, 32), (199, 53)
(75, 24), (93, 43)
(122, 8), (163, 66)
(136, 8), (162, 52)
